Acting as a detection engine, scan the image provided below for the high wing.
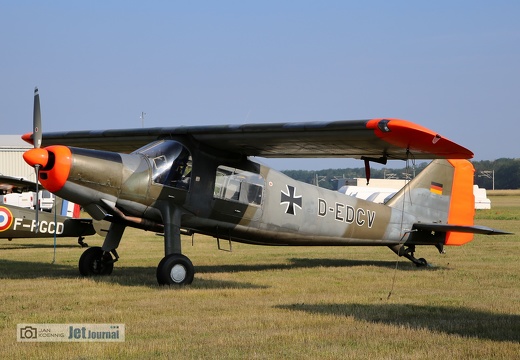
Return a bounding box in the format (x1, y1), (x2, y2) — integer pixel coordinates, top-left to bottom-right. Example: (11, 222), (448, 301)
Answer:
(22, 118), (473, 160)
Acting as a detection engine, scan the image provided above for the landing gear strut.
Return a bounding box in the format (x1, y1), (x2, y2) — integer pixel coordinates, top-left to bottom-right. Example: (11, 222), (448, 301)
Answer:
(389, 244), (429, 267)
(156, 203), (195, 286)
(76, 204), (195, 286)
(78, 222), (123, 277)
(78, 236), (89, 248)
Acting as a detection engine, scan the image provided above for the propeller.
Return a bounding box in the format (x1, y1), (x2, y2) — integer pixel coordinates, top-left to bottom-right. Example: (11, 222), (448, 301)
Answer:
(33, 87), (42, 232)
(33, 87), (42, 148)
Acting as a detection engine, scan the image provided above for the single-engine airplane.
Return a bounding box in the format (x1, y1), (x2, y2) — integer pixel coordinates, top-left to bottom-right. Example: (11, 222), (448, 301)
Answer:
(22, 88), (510, 285)
(0, 175), (96, 245)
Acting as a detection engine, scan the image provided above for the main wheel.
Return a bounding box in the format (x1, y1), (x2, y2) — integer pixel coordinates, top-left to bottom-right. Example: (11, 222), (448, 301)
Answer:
(79, 246), (114, 276)
(156, 254), (194, 286)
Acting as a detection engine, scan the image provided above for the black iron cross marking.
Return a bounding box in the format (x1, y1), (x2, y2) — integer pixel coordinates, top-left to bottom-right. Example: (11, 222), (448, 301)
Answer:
(280, 185), (302, 215)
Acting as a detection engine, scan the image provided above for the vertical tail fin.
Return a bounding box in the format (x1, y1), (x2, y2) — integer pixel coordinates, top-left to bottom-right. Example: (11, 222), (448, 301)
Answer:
(386, 159), (475, 245)
(444, 160), (475, 245)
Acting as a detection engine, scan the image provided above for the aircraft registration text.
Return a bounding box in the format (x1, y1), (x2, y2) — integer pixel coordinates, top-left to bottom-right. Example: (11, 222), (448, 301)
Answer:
(13, 218), (65, 234)
(317, 198), (376, 228)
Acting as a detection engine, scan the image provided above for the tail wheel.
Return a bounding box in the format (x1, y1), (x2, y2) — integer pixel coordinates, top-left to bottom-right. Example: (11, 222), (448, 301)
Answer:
(157, 254), (194, 286)
(79, 246), (114, 276)
(415, 258), (428, 267)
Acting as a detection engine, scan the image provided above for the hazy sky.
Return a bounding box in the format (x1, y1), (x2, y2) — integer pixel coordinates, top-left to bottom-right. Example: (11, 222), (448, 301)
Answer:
(1, 1), (518, 170)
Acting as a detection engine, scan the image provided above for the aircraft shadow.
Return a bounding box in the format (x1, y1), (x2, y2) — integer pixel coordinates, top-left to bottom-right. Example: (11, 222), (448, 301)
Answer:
(0, 259), (265, 289)
(187, 278), (267, 290)
(99, 265), (267, 290)
(0, 259), (77, 280)
(0, 257), (439, 288)
(196, 257), (443, 274)
(276, 302), (520, 343)
(0, 243), (85, 250)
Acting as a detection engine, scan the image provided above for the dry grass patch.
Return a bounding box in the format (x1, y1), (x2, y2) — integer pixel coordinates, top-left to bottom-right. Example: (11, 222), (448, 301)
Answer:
(487, 189), (520, 197)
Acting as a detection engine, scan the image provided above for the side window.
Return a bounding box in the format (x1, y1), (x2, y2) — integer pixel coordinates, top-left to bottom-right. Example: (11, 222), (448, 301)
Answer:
(214, 166), (264, 206)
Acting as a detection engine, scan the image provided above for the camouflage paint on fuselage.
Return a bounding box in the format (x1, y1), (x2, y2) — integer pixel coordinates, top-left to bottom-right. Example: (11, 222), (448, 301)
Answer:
(35, 139), (472, 251)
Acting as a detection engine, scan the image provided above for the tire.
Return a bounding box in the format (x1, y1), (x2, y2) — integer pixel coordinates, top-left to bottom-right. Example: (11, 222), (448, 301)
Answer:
(79, 246), (114, 276)
(156, 254), (194, 286)
(415, 258), (428, 267)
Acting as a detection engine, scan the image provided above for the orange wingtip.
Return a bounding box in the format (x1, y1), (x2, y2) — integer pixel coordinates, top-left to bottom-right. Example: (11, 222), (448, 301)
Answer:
(366, 119), (474, 159)
(21, 132), (34, 145)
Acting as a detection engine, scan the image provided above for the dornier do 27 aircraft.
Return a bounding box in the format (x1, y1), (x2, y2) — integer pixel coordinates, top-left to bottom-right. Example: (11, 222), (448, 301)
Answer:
(23, 88), (509, 285)
(0, 175), (95, 245)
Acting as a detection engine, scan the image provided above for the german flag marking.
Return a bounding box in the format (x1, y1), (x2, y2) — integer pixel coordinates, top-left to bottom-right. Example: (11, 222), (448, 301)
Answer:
(430, 181), (443, 195)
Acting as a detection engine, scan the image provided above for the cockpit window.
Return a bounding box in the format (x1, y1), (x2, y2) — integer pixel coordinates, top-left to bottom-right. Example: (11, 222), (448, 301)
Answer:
(133, 140), (192, 190)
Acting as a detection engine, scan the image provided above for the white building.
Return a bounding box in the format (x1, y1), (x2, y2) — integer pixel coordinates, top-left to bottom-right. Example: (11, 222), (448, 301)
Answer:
(339, 178), (491, 209)
(0, 135), (35, 182)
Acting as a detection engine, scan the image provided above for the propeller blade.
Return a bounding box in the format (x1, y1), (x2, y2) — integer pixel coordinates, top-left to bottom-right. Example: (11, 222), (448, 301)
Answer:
(33, 87), (42, 232)
(35, 166), (39, 233)
(33, 87), (42, 149)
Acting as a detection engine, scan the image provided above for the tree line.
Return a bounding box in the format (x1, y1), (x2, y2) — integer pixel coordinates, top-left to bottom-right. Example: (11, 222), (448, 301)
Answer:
(282, 158), (520, 190)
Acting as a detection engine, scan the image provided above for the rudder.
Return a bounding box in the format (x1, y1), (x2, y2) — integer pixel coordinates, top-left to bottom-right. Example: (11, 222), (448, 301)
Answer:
(444, 159), (475, 245)
(386, 159), (475, 245)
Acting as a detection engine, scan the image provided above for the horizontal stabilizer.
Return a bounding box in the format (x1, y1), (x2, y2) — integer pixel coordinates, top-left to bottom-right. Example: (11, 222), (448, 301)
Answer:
(413, 223), (513, 235)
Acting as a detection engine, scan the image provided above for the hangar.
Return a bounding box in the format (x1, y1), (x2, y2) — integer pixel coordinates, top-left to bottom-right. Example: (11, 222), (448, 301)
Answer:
(0, 135), (35, 182)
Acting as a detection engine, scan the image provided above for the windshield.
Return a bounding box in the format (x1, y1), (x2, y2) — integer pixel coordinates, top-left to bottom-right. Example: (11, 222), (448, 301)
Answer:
(134, 140), (192, 190)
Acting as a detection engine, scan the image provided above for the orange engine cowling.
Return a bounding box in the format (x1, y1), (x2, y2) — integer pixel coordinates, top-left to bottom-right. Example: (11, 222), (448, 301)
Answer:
(23, 145), (73, 193)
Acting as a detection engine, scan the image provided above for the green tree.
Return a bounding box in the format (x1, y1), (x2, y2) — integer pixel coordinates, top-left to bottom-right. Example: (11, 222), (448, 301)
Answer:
(283, 159), (520, 190)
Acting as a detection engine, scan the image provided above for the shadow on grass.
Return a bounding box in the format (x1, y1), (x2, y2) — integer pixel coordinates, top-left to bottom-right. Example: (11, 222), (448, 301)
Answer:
(0, 260), (267, 289)
(0, 243), (84, 250)
(0, 259), (78, 279)
(0, 256), (439, 288)
(276, 302), (520, 343)
(196, 257), (443, 274)
(93, 266), (267, 289)
(189, 278), (267, 290)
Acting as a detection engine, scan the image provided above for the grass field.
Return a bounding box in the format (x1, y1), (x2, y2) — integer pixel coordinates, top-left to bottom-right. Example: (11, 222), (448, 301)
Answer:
(1, 196), (519, 359)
